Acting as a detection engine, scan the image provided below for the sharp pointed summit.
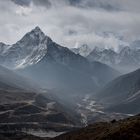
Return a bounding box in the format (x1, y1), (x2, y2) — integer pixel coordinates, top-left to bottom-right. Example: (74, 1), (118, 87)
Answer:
(30, 26), (45, 37)
(0, 27), (49, 68)
(18, 26), (46, 44)
(34, 26), (42, 31)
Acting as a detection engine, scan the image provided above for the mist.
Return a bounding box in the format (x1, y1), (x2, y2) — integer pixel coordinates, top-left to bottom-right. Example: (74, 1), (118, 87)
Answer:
(0, 0), (140, 52)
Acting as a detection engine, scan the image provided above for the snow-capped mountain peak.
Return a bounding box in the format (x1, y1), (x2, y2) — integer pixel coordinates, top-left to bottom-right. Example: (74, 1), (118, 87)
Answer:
(87, 45), (140, 73)
(0, 27), (49, 69)
(29, 26), (45, 39)
(16, 26), (46, 46)
(71, 44), (93, 57)
(33, 26), (42, 32)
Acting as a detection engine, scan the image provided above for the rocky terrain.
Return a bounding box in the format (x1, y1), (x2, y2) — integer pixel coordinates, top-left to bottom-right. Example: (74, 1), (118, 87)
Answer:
(52, 114), (140, 140)
(0, 114), (140, 140)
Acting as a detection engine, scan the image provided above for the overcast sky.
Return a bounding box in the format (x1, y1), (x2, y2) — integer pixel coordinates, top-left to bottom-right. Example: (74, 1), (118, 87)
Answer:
(0, 0), (140, 51)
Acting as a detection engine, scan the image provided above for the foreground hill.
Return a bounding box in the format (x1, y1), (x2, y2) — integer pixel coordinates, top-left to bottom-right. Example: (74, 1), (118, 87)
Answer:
(0, 114), (140, 140)
(52, 114), (140, 140)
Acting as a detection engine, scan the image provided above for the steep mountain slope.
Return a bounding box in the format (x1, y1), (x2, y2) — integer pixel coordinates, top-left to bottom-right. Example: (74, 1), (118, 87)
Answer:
(107, 91), (140, 114)
(52, 114), (140, 140)
(0, 27), (119, 95)
(95, 68), (140, 114)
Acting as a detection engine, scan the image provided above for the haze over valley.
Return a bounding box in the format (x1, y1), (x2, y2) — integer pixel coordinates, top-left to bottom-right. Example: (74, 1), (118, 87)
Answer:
(0, 0), (140, 140)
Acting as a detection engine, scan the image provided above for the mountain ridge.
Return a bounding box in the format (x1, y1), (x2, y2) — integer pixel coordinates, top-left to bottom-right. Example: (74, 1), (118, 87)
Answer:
(72, 44), (140, 73)
(0, 27), (119, 94)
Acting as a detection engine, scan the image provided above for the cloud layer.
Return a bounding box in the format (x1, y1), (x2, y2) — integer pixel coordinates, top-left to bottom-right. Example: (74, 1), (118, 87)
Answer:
(0, 0), (140, 51)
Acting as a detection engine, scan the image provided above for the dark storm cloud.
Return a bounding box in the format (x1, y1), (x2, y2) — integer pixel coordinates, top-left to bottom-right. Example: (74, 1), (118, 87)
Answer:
(0, 0), (140, 51)
(10, 0), (140, 12)
(68, 0), (121, 11)
(33, 0), (51, 7)
(12, 0), (51, 7)
(11, 0), (30, 6)
(11, 0), (120, 11)
(69, 0), (140, 12)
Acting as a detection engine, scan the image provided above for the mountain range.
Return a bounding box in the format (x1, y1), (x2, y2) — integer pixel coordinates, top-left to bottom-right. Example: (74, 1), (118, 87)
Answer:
(72, 44), (140, 73)
(0, 27), (119, 97)
(0, 26), (140, 139)
(0, 27), (121, 137)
